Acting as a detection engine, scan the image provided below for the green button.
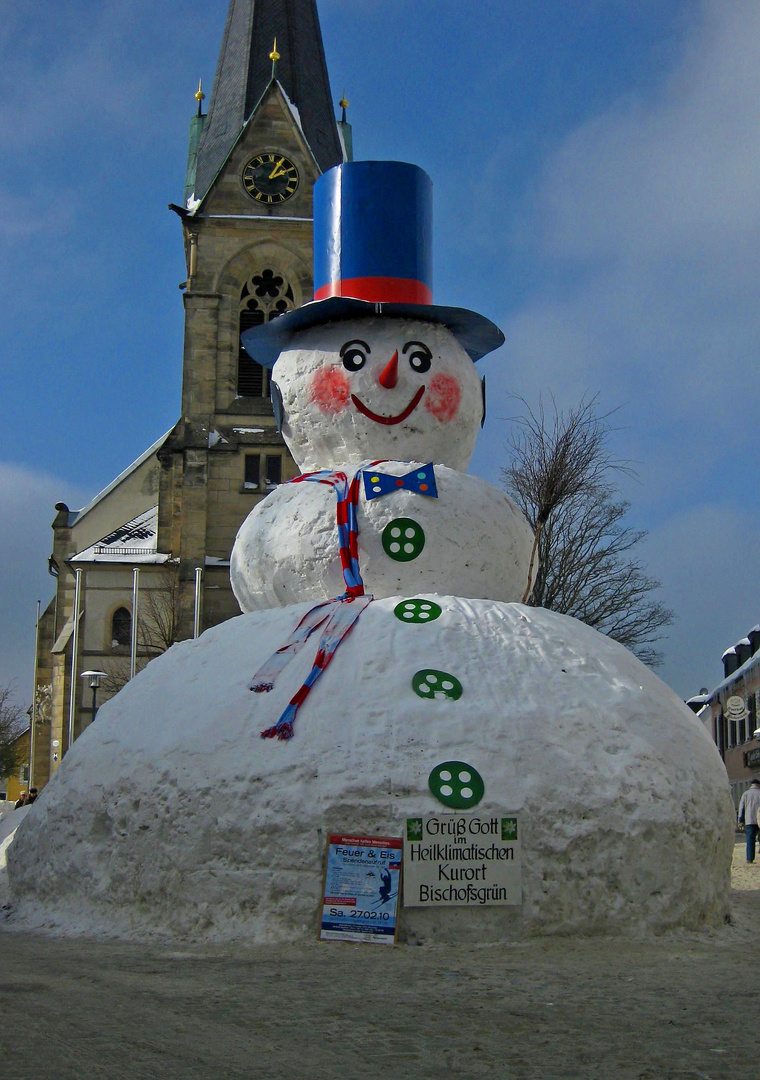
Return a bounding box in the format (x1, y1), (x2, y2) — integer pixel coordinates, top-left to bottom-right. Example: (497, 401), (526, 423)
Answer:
(394, 599), (442, 624)
(428, 761), (485, 809)
(412, 669), (463, 700)
(382, 518), (425, 561)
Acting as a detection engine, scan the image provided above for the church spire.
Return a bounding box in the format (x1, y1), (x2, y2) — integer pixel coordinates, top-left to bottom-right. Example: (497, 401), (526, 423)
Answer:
(193, 0), (344, 202)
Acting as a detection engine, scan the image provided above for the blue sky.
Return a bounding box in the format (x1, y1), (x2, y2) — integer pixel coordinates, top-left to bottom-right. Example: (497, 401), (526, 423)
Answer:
(2, 0), (759, 702)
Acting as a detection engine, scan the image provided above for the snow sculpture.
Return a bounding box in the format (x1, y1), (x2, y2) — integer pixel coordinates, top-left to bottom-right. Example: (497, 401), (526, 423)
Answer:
(7, 162), (734, 943)
(229, 314), (534, 611)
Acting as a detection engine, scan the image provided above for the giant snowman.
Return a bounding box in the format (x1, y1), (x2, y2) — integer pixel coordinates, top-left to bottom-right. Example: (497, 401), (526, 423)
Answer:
(8, 163), (733, 942)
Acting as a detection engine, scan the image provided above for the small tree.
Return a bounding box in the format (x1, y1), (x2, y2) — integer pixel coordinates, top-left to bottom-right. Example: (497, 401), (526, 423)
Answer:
(139, 566), (194, 653)
(0, 684), (27, 782)
(502, 395), (674, 667)
(102, 567), (193, 695)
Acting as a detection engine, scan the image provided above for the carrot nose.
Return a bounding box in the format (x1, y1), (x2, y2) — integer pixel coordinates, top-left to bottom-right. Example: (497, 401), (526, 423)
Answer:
(378, 350), (399, 388)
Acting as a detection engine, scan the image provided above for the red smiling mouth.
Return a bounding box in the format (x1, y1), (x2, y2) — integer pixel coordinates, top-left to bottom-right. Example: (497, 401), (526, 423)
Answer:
(351, 386), (426, 426)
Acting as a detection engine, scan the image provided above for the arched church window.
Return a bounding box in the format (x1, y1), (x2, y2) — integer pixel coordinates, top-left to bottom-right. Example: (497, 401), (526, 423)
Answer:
(238, 270), (295, 396)
(111, 607), (131, 648)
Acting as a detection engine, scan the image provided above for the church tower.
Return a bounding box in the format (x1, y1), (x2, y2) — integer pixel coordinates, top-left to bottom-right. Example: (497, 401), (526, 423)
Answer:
(158, 0), (349, 628)
(32, 0), (350, 789)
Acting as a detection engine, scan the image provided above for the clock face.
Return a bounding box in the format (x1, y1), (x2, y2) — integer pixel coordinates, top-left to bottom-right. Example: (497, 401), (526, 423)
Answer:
(242, 153), (300, 204)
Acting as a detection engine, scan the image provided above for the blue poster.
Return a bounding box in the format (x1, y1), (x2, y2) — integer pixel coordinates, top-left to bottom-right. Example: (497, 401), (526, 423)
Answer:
(320, 834), (402, 944)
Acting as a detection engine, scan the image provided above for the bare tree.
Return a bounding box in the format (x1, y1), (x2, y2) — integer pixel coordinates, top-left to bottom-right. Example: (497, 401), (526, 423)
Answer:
(0, 684), (27, 782)
(139, 567), (193, 653)
(102, 567), (193, 695)
(502, 395), (674, 667)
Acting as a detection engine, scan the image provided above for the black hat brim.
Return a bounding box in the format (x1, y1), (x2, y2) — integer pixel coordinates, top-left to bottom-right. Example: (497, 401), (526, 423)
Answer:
(241, 296), (504, 369)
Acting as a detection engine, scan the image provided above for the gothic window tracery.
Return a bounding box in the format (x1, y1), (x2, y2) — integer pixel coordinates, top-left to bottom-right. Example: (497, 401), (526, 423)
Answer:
(237, 270), (295, 396)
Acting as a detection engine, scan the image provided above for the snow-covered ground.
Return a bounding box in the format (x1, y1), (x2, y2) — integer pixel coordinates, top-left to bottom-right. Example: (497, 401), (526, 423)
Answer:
(0, 842), (757, 1079)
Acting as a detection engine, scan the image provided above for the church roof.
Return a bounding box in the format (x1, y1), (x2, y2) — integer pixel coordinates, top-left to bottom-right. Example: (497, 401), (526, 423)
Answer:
(70, 507), (171, 564)
(193, 0), (344, 202)
(69, 429), (172, 527)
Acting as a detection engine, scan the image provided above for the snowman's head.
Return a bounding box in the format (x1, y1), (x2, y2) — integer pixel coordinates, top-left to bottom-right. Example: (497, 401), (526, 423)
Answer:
(272, 317), (484, 472)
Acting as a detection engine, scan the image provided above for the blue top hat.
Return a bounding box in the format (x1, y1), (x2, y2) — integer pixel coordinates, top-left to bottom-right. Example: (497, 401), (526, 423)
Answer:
(241, 161), (504, 369)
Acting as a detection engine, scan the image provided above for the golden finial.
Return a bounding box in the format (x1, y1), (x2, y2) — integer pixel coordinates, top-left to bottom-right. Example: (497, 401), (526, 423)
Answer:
(194, 78), (205, 117)
(270, 37), (280, 78)
(339, 91), (349, 124)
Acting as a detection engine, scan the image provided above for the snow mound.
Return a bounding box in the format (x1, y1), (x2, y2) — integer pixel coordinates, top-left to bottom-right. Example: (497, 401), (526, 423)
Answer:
(6, 599), (733, 942)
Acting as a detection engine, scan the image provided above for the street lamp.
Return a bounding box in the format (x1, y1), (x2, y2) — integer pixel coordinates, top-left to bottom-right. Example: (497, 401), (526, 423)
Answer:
(80, 670), (108, 723)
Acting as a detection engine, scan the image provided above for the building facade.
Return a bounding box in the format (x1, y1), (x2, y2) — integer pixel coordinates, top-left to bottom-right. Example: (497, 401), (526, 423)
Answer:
(31, 0), (351, 789)
(697, 625), (760, 813)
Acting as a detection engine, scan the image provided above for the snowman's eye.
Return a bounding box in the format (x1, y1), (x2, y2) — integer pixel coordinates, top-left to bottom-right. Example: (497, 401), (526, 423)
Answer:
(340, 339), (370, 372)
(403, 340), (432, 373)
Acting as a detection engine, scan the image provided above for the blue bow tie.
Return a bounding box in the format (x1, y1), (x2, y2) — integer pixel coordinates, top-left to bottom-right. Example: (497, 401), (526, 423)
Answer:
(362, 463), (438, 501)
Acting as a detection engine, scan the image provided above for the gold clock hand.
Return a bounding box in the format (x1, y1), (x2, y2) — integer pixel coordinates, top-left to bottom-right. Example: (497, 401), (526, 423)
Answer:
(269, 158), (286, 179)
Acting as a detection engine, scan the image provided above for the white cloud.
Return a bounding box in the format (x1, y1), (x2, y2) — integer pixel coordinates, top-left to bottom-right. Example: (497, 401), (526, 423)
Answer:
(0, 463), (89, 700)
(476, 1), (760, 699)
(497, 0), (760, 482)
(533, 1), (760, 265)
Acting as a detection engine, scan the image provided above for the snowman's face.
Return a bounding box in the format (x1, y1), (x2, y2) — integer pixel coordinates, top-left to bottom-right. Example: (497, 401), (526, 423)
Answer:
(273, 318), (483, 472)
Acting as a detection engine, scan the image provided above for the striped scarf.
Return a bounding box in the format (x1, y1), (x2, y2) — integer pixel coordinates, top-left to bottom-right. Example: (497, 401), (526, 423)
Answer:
(252, 465), (381, 740)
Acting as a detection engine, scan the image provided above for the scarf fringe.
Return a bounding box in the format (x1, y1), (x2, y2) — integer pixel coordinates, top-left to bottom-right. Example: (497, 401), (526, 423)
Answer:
(261, 720), (295, 741)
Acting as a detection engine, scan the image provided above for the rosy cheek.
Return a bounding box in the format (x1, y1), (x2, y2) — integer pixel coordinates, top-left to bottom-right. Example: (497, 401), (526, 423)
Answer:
(424, 373), (461, 422)
(309, 367), (351, 414)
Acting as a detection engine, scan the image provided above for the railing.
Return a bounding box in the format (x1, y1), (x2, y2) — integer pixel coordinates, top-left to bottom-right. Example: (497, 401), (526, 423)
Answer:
(94, 546), (151, 556)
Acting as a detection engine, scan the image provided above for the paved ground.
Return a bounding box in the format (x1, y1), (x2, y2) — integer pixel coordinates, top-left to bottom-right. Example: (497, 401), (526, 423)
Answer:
(0, 839), (757, 1080)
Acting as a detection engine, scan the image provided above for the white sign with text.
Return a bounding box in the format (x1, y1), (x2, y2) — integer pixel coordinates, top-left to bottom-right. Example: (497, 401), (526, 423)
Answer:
(403, 813), (522, 907)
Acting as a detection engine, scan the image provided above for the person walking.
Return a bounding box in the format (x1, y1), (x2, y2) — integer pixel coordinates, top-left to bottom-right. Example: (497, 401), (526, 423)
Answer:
(738, 778), (760, 863)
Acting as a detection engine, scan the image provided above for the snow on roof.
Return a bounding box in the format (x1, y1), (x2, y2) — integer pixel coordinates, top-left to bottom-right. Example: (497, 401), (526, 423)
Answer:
(721, 647), (737, 659)
(70, 429), (172, 526)
(710, 649), (760, 697)
(278, 82), (304, 136)
(51, 609), (82, 654)
(337, 122), (350, 163)
(71, 507), (171, 565)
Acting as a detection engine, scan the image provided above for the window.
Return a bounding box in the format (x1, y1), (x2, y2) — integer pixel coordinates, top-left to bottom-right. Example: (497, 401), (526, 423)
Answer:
(729, 720), (738, 748)
(265, 455), (282, 489)
(111, 607), (131, 647)
(244, 454), (261, 490)
(237, 270), (295, 396)
(749, 694), (757, 739)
